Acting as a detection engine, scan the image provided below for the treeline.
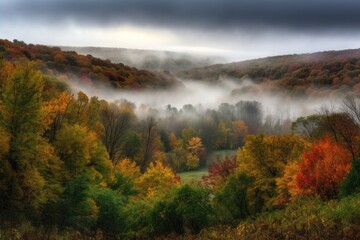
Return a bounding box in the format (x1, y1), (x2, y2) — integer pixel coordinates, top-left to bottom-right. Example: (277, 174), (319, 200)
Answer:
(0, 61), (359, 239)
(0, 39), (180, 89)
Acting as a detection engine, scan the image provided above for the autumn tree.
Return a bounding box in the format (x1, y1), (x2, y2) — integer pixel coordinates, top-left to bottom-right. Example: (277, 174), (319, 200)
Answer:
(296, 136), (352, 200)
(136, 161), (179, 198)
(54, 124), (112, 183)
(42, 91), (72, 142)
(202, 155), (237, 189)
(0, 63), (61, 217)
(229, 120), (248, 148)
(65, 91), (103, 137)
(237, 134), (308, 210)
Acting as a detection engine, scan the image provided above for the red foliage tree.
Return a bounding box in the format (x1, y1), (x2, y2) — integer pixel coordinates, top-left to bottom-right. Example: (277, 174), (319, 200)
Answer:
(202, 155), (237, 189)
(296, 136), (352, 200)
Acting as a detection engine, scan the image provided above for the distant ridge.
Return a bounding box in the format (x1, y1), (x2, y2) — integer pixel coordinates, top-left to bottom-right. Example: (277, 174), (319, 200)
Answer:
(179, 48), (360, 97)
(61, 46), (224, 72)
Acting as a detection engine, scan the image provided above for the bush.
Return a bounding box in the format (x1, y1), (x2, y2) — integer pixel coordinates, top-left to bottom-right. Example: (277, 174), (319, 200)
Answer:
(237, 195), (360, 240)
(150, 185), (213, 236)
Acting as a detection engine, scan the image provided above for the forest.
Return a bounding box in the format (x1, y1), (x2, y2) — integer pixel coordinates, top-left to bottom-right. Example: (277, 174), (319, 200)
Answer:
(0, 42), (359, 239)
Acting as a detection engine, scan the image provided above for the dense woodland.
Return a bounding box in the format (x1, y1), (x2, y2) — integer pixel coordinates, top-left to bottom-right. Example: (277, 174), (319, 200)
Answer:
(0, 43), (359, 239)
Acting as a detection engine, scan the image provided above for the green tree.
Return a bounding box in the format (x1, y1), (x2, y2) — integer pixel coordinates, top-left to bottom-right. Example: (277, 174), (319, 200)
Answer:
(213, 173), (254, 223)
(150, 185), (212, 235)
(340, 156), (360, 197)
(54, 124), (112, 183)
(0, 63), (61, 217)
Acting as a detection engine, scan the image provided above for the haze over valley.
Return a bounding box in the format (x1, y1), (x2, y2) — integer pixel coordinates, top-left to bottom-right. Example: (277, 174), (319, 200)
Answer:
(1, 0), (360, 239)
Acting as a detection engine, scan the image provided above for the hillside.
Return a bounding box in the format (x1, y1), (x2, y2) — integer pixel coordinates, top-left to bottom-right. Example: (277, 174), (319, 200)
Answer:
(179, 49), (360, 97)
(61, 46), (224, 72)
(0, 39), (182, 89)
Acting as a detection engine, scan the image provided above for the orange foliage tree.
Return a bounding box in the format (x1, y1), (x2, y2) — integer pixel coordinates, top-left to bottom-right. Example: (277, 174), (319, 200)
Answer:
(296, 136), (352, 200)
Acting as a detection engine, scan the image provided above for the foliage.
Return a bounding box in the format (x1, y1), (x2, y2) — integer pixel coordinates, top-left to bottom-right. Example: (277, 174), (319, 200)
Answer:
(237, 195), (360, 240)
(0, 60), (359, 239)
(340, 156), (360, 197)
(54, 124), (112, 183)
(237, 134), (308, 210)
(202, 155), (237, 189)
(150, 185), (213, 236)
(0, 39), (180, 89)
(296, 136), (352, 200)
(180, 48), (360, 97)
(137, 161), (179, 198)
(0, 62), (61, 218)
(213, 173), (255, 223)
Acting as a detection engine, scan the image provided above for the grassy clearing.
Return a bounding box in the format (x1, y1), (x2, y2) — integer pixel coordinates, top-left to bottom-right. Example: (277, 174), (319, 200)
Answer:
(178, 150), (237, 184)
(178, 168), (209, 184)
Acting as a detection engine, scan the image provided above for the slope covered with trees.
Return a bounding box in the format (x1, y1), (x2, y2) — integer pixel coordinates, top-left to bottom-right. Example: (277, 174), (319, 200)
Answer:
(179, 49), (360, 97)
(0, 39), (182, 89)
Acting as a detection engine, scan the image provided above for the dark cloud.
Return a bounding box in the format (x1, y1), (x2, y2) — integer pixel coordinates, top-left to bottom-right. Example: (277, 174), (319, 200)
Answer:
(2, 0), (360, 32)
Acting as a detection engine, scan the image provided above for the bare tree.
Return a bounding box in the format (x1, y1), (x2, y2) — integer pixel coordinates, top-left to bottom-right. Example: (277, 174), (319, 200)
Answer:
(140, 117), (159, 173)
(100, 102), (134, 163)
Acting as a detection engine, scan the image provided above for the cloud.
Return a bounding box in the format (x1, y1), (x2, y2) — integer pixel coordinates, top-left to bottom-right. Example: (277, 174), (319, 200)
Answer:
(2, 0), (360, 32)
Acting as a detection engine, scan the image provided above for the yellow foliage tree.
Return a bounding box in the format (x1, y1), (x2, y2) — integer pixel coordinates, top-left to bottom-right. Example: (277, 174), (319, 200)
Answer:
(237, 134), (309, 210)
(136, 161), (179, 198)
(115, 158), (141, 179)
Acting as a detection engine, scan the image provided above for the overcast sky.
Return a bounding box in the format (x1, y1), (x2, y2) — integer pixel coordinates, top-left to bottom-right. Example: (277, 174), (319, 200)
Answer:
(1, 0), (360, 61)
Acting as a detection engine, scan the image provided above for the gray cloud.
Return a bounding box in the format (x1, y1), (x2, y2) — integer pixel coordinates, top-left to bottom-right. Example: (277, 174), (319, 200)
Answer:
(2, 0), (360, 32)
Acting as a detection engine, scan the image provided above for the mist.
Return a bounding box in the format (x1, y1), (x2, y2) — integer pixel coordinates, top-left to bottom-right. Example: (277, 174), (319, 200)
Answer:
(67, 76), (346, 121)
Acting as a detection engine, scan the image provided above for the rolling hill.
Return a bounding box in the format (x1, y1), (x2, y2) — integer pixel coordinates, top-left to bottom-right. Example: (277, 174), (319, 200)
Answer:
(0, 39), (182, 89)
(179, 49), (360, 97)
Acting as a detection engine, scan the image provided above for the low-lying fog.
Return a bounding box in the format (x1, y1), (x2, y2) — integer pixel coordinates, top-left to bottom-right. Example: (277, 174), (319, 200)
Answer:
(69, 77), (346, 120)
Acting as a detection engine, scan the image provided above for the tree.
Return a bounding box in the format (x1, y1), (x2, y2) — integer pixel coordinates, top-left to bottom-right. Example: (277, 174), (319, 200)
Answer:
(90, 188), (126, 237)
(150, 185), (212, 235)
(54, 124), (112, 183)
(296, 136), (352, 200)
(292, 114), (321, 139)
(213, 173), (255, 223)
(229, 120), (248, 149)
(57, 175), (98, 233)
(202, 155), (237, 189)
(235, 101), (263, 134)
(0, 63), (61, 217)
(137, 161), (179, 198)
(42, 91), (72, 142)
(100, 101), (135, 163)
(340, 156), (360, 197)
(138, 117), (162, 173)
(237, 134), (308, 210)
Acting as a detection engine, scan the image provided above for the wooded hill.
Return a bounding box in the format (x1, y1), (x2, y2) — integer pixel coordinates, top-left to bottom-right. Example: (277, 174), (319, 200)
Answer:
(0, 39), (182, 89)
(179, 49), (360, 97)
